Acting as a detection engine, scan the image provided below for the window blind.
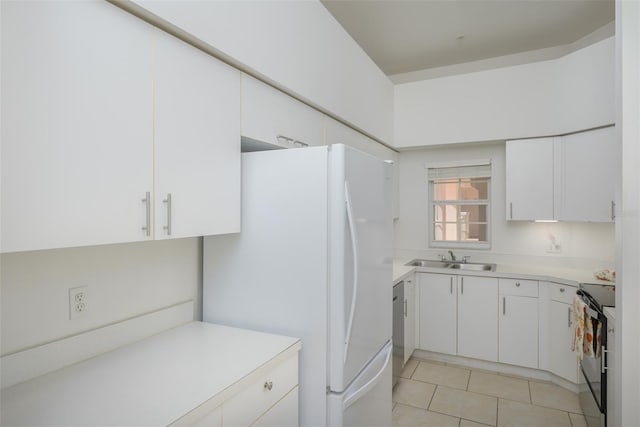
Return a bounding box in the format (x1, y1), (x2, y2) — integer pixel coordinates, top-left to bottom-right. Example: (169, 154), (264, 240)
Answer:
(427, 164), (491, 181)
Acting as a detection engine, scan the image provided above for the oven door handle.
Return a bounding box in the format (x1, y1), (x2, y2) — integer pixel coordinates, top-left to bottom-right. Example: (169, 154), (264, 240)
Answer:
(601, 345), (608, 373)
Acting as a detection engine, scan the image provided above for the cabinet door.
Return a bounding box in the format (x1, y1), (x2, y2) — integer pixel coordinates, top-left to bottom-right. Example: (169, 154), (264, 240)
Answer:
(457, 276), (498, 361)
(154, 30), (240, 240)
(549, 301), (578, 383)
(1, 1), (154, 252)
(499, 295), (539, 368)
(241, 74), (324, 148)
(404, 276), (416, 363)
(556, 126), (618, 222)
(418, 273), (457, 355)
(505, 138), (554, 221)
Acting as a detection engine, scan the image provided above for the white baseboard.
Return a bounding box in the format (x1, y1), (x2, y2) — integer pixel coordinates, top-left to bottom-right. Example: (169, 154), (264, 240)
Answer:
(412, 349), (581, 394)
(1, 300), (194, 389)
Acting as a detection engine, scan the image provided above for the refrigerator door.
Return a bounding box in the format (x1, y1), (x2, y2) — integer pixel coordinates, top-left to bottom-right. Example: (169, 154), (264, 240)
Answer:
(327, 341), (393, 427)
(328, 144), (393, 392)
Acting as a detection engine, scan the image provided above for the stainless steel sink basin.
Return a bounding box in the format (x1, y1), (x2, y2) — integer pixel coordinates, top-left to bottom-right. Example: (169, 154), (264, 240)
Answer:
(405, 259), (496, 272)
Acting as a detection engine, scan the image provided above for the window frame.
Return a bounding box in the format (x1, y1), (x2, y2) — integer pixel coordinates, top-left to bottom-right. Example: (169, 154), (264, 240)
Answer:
(427, 171), (492, 250)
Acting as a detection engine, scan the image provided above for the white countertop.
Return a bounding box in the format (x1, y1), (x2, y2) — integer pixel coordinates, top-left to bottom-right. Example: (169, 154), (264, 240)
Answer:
(1, 322), (301, 426)
(393, 258), (614, 287)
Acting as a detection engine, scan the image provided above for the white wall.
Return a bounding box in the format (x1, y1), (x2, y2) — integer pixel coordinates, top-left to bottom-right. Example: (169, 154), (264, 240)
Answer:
(615, 0), (640, 424)
(0, 238), (201, 356)
(394, 38), (615, 148)
(394, 142), (615, 267)
(127, 0), (394, 145)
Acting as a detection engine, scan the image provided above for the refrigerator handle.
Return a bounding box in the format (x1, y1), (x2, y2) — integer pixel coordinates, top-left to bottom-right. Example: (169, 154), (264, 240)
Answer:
(344, 181), (359, 363)
(343, 343), (392, 409)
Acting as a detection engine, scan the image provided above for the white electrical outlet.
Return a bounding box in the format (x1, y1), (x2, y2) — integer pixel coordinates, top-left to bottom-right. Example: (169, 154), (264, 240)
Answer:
(69, 286), (88, 319)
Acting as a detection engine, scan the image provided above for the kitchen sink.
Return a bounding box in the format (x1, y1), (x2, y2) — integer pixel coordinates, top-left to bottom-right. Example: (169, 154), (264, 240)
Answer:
(405, 259), (497, 272)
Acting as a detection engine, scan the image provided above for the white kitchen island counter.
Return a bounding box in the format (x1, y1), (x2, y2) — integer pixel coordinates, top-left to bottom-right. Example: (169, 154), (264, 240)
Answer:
(1, 321), (301, 426)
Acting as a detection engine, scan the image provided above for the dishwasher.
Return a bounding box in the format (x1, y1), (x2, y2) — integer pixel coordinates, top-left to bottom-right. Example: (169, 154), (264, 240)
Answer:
(392, 281), (405, 387)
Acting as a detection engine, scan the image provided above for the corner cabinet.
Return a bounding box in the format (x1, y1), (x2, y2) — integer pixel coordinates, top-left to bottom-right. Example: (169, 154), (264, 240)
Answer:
(505, 126), (618, 222)
(0, 1), (240, 253)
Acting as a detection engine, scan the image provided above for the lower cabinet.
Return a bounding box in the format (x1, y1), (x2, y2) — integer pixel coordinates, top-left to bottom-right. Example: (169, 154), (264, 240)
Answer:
(498, 279), (539, 369)
(418, 273), (457, 355)
(457, 276), (498, 362)
(547, 283), (579, 383)
(418, 273), (498, 361)
(253, 387), (299, 427)
(404, 275), (416, 363)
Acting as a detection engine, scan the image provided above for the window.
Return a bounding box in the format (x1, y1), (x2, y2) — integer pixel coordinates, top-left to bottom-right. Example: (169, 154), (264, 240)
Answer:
(427, 162), (491, 249)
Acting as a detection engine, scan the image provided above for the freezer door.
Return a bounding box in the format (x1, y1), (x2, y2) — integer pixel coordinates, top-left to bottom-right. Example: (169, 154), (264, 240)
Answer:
(328, 144), (393, 392)
(327, 341), (393, 427)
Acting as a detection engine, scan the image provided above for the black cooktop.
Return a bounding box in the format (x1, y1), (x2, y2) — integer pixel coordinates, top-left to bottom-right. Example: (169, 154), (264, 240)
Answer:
(578, 282), (615, 310)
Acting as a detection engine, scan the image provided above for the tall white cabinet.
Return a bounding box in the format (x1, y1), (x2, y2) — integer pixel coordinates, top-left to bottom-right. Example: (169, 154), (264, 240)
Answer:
(154, 30), (240, 240)
(1, 1), (154, 252)
(1, 2), (241, 253)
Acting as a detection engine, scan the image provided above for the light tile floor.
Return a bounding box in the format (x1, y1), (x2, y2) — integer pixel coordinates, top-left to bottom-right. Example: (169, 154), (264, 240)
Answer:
(393, 357), (587, 427)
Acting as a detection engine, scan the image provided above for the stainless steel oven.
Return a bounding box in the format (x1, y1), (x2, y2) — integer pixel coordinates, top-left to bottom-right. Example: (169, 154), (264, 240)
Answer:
(577, 283), (615, 427)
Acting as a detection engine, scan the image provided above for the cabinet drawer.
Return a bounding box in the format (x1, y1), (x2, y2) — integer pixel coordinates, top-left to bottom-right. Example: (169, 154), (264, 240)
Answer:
(224, 354), (298, 426)
(499, 278), (538, 297)
(550, 283), (577, 304)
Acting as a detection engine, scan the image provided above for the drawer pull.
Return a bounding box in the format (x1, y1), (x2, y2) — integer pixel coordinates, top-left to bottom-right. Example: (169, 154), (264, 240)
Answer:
(515, 282), (520, 287)
(264, 381), (273, 391)
(560, 287), (565, 293)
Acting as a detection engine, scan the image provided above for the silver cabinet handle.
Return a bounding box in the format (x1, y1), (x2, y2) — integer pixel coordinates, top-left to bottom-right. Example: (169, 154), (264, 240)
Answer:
(515, 282), (520, 287)
(141, 191), (151, 236)
(560, 287), (565, 293)
(503, 296), (506, 315)
(611, 201), (616, 221)
(510, 202), (513, 220)
(567, 306), (571, 327)
(461, 277), (464, 295)
(264, 381), (273, 391)
(450, 277), (453, 294)
(601, 346), (608, 373)
(163, 193), (172, 236)
(404, 299), (408, 317)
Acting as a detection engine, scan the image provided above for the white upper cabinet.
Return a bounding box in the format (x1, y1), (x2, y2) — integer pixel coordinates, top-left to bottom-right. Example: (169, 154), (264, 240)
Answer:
(505, 138), (555, 221)
(505, 126), (618, 222)
(1, 2), (241, 253)
(154, 30), (240, 240)
(325, 118), (399, 219)
(241, 74), (324, 149)
(556, 126), (618, 222)
(1, 1), (154, 253)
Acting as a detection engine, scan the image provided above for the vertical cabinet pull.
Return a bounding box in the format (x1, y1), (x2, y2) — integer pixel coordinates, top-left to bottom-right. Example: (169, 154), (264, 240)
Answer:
(461, 277), (464, 295)
(141, 191), (151, 236)
(611, 201), (616, 221)
(404, 299), (408, 317)
(568, 306), (571, 327)
(450, 277), (453, 294)
(503, 296), (506, 315)
(510, 202), (513, 220)
(163, 193), (172, 236)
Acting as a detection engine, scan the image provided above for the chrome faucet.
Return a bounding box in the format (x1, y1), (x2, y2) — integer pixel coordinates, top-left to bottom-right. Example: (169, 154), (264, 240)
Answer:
(448, 250), (456, 261)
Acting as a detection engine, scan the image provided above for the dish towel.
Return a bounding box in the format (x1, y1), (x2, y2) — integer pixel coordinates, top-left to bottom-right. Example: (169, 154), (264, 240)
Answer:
(571, 295), (602, 360)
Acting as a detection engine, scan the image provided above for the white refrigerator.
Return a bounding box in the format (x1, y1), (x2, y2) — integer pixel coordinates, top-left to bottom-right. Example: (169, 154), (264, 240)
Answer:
(203, 144), (393, 426)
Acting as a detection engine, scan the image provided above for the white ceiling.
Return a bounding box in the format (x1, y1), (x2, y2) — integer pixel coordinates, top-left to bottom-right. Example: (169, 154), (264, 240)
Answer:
(321, 0), (615, 77)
